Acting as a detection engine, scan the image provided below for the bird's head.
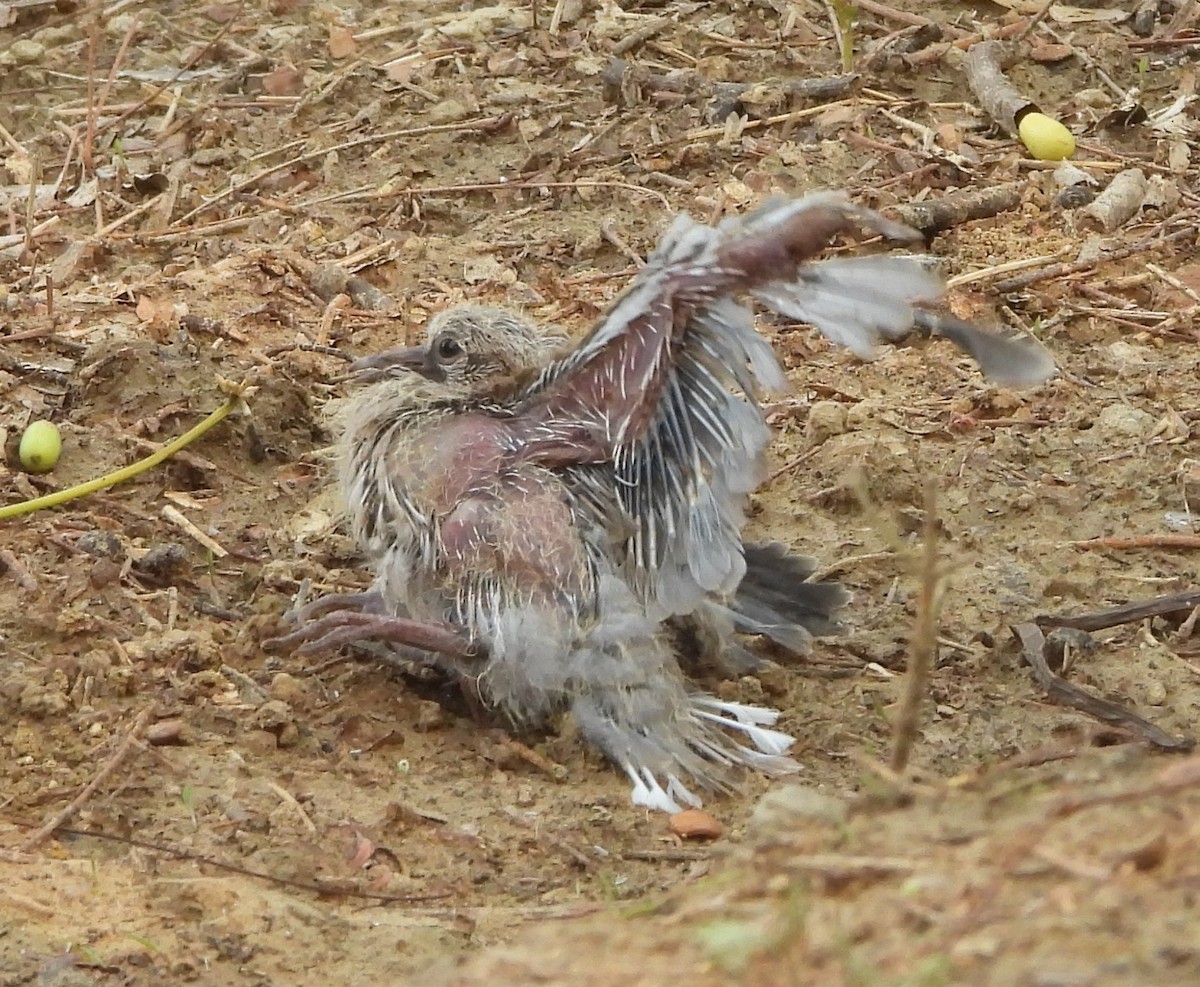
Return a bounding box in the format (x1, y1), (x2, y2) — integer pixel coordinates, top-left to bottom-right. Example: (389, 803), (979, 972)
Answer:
(350, 306), (566, 389)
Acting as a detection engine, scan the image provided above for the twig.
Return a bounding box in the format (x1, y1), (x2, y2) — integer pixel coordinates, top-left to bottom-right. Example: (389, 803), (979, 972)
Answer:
(0, 548), (37, 591)
(611, 16), (671, 56)
(1072, 535), (1200, 551)
(1051, 753), (1200, 816)
(267, 780), (317, 835)
(0, 216), (60, 253)
(91, 0), (247, 141)
(1147, 262), (1200, 304)
(503, 808), (597, 870)
(854, 0), (938, 30)
(17, 823), (451, 903)
(175, 116), (512, 225)
(390, 179), (670, 209)
(600, 221), (645, 267)
(622, 847), (711, 861)
(1013, 0), (1056, 42)
(1035, 590), (1200, 633)
(766, 447), (822, 483)
(0, 888), (57, 916)
(488, 731), (568, 781)
(821, 0), (848, 72)
(806, 551), (896, 584)
(781, 853), (917, 875)
(992, 220), (1198, 292)
(1011, 623), (1193, 752)
(946, 249), (1070, 288)
(889, 183), (1023, 238)
(962, 40), (1032, 135)
(20, 706), (156, 851)
(264, 342), (356, 361)
(161, 505), (229, 559)
(891, 484), (941, 772)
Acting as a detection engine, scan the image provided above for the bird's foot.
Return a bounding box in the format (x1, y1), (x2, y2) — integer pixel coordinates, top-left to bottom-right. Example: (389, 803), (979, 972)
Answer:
(265, 607), (476, 660)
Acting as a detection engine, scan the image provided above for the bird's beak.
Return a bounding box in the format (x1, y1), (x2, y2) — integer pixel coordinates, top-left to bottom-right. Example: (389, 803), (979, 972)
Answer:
(349, 345), (440, 382)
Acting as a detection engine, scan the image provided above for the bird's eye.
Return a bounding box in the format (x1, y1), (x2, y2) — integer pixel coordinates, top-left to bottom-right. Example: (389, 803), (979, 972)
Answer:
(436, 336), (463, 360)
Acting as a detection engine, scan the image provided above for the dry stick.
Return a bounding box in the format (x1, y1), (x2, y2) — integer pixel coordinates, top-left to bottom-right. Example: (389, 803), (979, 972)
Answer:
(174, 116), (510, 225)
(0, 216), (61, 253)
(94, 13), (140, 123)
(549, 0), (572, 33)
(947, 249), (1070, 289)
(0, 118), (24, 152)
(888, 183), (1023, 238)
(890, 484), (941, 773)
(391, 179), (671, 209)
(81, 20), (97, 174)
(611, 16), (671, 56)
(161, 504), (229, 558)
(503, 807), (597, 870)
(27, 824), (451, 903)
(1052, 753), (1200, 817)
(1035, 589), (1200, 633)
(962, 40), (1032, 136)
(1011, 623), (1193, 752)
(854, 0), (937, 30)
(622, 847), (711, 862)
(20, 706), (156, 851)
(0, 548), (37, 591)
(92, 0), (247, 141)
(821, 0), (848, 71)
(1072, 534), (1200, 551)
(1013, 0), (1057, 42)
(117, 216), (253, 244)
(993, 221), (1199, 292)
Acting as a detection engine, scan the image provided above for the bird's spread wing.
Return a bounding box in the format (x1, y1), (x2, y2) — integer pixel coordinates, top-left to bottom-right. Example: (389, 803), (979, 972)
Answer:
(498, 194), (905, 617)
(502, 193), (1056, 619)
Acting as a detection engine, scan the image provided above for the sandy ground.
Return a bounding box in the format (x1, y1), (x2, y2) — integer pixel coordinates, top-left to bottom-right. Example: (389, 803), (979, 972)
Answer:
(2, 1), (1199, 984)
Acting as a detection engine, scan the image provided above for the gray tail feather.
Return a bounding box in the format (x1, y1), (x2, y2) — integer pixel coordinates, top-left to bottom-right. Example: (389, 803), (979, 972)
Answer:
(734, 541), (850, 650)
(910, 310), (1056, 388)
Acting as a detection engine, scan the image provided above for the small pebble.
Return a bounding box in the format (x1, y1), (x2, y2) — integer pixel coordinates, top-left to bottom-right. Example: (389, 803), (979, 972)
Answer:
(748, 784), (848, 833)
(806, 400), (848, 444)
(89, 558), (122, 588)
(2, 39), (45, 66)
(414, 699), (449, 731)
(1094, 403), (1154, 441)
(669, 808), (723, 840)
(1029, 43), (1074, 64)
(269, 671), (313, 709)
(146, 719), (189, 746)
(78, 529), (125, 561)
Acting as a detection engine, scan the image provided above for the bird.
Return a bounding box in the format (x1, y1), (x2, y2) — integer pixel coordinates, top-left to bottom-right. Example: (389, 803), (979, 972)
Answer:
(271, 192), (1054, 812)
(295, 305), (852, 674)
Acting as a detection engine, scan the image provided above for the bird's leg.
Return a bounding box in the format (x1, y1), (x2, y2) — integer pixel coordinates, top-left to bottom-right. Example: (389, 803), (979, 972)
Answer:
(265, 609), (477, 661)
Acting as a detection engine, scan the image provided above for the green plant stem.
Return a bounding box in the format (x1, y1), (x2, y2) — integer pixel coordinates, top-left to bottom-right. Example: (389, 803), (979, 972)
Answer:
(0, 394), (241, 521)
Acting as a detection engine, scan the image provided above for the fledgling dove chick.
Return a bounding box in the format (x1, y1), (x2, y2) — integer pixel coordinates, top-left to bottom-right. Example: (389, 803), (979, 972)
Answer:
(272, 192), (1054, 812)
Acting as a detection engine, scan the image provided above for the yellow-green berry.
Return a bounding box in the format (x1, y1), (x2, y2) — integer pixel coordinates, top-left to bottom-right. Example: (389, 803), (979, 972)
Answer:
(19, 419), (62, 473)
(1017, 112), (1075, 162)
